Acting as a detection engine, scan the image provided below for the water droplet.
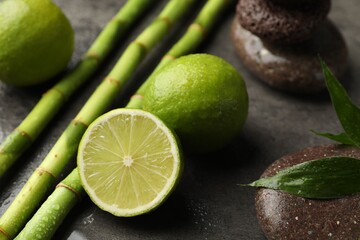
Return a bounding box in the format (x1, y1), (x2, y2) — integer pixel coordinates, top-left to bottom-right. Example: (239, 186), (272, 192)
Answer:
(83, 213), (94, 225)
(0, 193), (15, 208)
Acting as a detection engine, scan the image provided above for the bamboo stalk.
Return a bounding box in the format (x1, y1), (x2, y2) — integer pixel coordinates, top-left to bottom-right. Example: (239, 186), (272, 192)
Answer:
(127, 0), (232, 108)
(0, 1), (196, 239)
(14, 169), (84, 240)
(15, 0), (232, 239)
(0, 0), (152, 178)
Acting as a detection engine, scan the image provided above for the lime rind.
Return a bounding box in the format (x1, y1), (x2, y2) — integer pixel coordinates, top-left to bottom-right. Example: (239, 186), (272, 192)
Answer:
(0, 0), (74, 86)
(143, 54), (249, 153)
(77, 108), (182, 217)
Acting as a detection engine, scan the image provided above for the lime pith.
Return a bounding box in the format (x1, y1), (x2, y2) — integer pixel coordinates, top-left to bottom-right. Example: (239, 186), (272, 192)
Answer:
(77, 109), (182, 217)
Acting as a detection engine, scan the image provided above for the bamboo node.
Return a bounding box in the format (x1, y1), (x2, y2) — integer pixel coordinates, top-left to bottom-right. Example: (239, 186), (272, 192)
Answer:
(85, 51), (102, 64)
(72, 118), (89, 127)
(104, 76), (122, 90)
(156, 16), (172, 30)
(162, 54), (177, 61)
(45, 87), (67, 102)
(130, 94), (144, 100)
(15, 128), (33, 142)
(36, 166), (56, 179)
(56, 183), (82, 201)
(0, 227), (11, 240)
(132, 40), (148, 55)
(110, 17), (127, 26)
(190, 23), (207, 36)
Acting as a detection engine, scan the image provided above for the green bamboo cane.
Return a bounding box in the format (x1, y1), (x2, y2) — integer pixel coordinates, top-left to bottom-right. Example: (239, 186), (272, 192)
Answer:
(0, 1), (196, 239)
(15, 169), (84, 240)
(127, 0), (233, 109)
(15, 0), (232, 239)
(0, 0), (152, 178)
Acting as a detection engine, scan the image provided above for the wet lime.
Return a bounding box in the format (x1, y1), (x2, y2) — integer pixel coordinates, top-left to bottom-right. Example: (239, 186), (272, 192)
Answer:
(0, 0), (74, 86)
(143, 54), (249, 153)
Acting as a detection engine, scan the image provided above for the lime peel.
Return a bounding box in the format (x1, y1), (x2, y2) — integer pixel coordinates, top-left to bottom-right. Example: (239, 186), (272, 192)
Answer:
(143, 54), (249, 153)
(78, 108), (182, 217)
(0, 0), (74, 86)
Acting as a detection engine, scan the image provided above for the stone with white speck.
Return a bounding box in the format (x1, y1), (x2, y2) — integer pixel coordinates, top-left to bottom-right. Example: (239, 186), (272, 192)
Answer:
(256, 144), (360, 239)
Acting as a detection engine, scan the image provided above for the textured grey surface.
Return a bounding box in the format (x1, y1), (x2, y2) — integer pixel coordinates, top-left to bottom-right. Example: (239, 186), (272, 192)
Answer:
(0, 0), (359, 239)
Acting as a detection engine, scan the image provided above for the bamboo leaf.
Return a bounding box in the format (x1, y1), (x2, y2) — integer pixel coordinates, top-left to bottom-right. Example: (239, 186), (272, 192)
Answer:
(311, 130), (355, 145)
(319, 59), (360, 147)
(245, 157), (360, 199)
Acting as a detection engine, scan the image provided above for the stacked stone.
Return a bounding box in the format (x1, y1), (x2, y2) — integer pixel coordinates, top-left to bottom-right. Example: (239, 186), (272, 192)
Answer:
(231, 0), (348, 93)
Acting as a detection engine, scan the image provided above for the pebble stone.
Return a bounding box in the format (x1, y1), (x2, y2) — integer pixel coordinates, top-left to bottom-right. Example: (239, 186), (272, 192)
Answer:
(231, 19), (348, 93)
(236, 0), (331, 44)
(255, 144), (360, 240)
(269, 0), (321, 8)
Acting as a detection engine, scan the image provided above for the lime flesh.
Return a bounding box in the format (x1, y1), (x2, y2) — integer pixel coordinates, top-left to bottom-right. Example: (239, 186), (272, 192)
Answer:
(77, 109), (182, 217)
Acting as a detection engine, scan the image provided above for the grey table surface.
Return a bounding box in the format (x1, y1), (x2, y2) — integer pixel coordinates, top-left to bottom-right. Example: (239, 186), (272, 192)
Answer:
(1, 0), (360, 239)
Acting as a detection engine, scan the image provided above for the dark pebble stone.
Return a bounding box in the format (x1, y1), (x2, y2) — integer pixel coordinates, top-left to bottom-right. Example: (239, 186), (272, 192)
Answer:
(255, 144), (360, 240)
(236, 0), (331, 44)
(268, 0), (316, 8)
(231, 19), (348, 93)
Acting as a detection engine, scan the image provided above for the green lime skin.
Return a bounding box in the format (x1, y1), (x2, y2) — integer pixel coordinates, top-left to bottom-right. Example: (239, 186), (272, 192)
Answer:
(0, 0), (74, 86)
(143, 54), (249, 153)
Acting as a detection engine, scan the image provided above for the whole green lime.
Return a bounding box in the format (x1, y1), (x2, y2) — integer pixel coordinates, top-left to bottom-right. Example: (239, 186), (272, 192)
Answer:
(0, 0), (74, 86)
(143, 54), (249, 153)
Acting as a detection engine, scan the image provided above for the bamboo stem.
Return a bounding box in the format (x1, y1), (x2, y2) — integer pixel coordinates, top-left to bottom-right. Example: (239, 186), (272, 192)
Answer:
(14, 169), (84, 240)
(0, 0), (152, 178)
(15, 0), (232, 239)
(0, 1), (195, 239)
(127, 0), (232, 109)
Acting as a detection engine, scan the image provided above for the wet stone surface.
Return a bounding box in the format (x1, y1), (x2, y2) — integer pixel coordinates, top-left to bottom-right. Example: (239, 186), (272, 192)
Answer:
(0, 0), (359, 239)
(256, 144), (360, 240)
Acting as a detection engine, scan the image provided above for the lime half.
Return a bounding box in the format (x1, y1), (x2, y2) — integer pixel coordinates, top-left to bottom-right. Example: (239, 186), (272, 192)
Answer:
(77, 109), (182, 217)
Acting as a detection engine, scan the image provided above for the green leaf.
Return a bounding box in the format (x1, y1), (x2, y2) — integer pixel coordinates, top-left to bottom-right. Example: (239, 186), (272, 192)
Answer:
(245, 157), (360, 199)
(311, 130), (355, 145)
(320, 59), (360, 147)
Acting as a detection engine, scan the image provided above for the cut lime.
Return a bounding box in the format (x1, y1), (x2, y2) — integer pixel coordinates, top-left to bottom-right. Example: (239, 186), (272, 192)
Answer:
(77, 109), (182, 217)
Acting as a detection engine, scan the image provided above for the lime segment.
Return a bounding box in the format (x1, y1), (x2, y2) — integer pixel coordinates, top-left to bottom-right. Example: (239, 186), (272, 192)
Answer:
(77, 109), (182, 217)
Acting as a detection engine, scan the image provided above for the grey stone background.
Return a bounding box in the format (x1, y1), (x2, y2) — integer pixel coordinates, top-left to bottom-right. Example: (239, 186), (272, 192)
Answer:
(0, 0), (359, 239)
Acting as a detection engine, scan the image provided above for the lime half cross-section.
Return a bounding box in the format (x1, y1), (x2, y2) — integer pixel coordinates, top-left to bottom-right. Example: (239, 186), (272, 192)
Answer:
(77, 109), (182, 217)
